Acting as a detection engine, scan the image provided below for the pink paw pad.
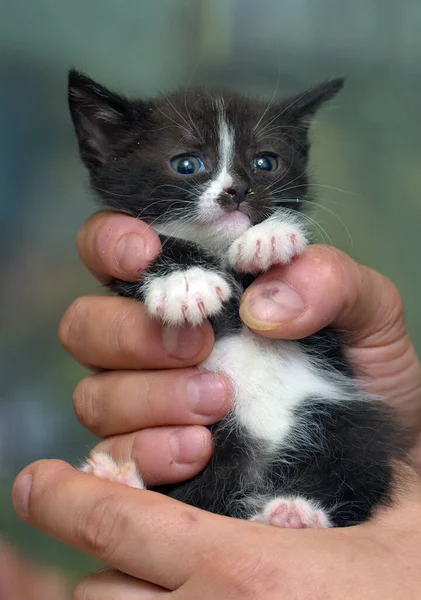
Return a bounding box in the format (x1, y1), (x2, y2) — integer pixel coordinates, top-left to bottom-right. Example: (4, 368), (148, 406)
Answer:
(251, 497), (330, 529)
(80, 452), (145, 490)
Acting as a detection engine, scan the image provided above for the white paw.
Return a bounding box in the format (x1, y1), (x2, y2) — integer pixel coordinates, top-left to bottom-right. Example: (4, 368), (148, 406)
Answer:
(250, 496), (330, 529)
(143, 267), (232, 326)
(80, 452), (145, 490)
(228, 220), (307, 273)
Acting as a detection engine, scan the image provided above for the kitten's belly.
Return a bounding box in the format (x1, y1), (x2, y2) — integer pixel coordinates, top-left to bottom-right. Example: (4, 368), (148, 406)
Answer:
(200, 328), (344, 447)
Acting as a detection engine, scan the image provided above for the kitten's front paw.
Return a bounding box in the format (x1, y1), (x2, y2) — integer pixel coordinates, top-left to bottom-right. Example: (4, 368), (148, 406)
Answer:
(144, 267), (232, 326)
(228, 221), (307, 273)
(80, 452), (145, 489)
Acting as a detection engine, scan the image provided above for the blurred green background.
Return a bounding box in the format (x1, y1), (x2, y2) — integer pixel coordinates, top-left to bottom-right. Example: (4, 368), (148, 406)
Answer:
(1, 0), (420, 584)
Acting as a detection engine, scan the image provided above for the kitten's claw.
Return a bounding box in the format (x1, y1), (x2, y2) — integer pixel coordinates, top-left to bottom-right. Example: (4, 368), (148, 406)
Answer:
(250, 496), (330, 529)
(228, 220), (307, 273)
(198, 301), (207, 319)
(144, 267), (232, 326)
(80, 452), (145, 490)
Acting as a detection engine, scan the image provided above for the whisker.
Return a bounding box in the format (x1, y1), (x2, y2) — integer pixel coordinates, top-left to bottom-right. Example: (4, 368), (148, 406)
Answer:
(163, 92), (196, 135)
(261, 155), (297, 194)
(155, 106), (193, 139)
(253, 63), (281, 134)
(257, 88), (313, 136)
(269, 193), (354, 248)
(298, 198), (354, 245)
(91, 185), (129, 198)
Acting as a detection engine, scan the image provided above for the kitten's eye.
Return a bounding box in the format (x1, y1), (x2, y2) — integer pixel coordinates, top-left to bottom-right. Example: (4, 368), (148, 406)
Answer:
(252, 154), (279, 172)
(170, 155), (205, 176)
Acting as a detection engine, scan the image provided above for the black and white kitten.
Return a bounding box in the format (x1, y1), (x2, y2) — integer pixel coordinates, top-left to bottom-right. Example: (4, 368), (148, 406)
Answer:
(69, 70), (406, 528)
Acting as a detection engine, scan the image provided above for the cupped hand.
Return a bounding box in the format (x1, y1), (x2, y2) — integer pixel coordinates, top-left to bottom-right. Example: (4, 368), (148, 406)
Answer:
(60, 211), (421, 474)
(12, 460), (421, 598)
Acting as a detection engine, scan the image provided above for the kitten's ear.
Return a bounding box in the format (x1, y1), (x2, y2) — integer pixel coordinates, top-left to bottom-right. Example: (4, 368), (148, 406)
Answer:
(68, 69), (133, 169)
(284, 78), (344, 122)
(281, 78), (344, 157)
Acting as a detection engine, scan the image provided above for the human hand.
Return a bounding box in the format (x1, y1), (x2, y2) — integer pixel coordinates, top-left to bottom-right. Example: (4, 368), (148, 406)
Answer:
(61, 211), (421, 474)
(0, 537), (71, 600)
(12, 459), (421, 598)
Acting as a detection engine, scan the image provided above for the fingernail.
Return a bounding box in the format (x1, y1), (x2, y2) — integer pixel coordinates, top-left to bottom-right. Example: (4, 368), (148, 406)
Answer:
(13, 473), (32, 519)
(114, 234), (145, 274)
(187, 374), (229, 416)
(240, 281), (305, 330)
(162, 325), (204, 359)
(169, 428), (209, 463)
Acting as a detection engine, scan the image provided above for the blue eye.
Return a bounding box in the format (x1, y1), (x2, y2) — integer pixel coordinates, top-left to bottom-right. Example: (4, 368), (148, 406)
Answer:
(252, 154), (279, 172)
(170, 155), (205, 176)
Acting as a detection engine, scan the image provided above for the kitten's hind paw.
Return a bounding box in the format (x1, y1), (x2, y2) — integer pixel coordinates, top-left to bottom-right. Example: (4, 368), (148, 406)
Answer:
(250, 496), (330, 529)
(143, 267), (232, 326)
(80, 452), (145, 489)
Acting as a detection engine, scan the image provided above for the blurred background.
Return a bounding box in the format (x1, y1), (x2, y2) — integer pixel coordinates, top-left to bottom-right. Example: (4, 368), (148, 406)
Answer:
(1, 0), (420, 585)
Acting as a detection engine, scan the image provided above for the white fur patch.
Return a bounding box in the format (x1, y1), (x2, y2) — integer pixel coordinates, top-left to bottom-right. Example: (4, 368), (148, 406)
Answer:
(143, 267), (232, 326)
(157, 100), (243, 252)
(199, 101), (234, 217)
(156, 101), (263, 252)
(81, 452), (145, 489)
(200, 328), (345, 447)
(228, 216), (308, 272)
(250, 496), (331, 528)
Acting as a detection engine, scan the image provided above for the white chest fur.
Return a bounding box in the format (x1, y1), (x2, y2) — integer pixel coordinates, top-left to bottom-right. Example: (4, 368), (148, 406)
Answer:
(200, 328), (344, 447)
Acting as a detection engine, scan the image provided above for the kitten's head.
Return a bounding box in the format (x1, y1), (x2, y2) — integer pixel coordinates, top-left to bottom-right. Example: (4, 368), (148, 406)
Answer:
(68, 70), (343, 251)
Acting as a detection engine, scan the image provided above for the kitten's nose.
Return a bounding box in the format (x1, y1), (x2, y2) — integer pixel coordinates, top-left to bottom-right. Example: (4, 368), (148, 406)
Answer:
(223, 183), (250, 208)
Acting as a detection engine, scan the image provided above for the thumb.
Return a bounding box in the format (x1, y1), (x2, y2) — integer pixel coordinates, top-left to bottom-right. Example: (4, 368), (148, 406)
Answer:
(12, 460), (237, 591)
(239, 245), (403, 346)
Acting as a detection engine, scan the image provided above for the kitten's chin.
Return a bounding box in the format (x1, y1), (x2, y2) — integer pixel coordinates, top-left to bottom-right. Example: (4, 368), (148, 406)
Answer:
(212, 210), (251, 235)
(202, 210), (252, 249)
(154, 211), (252, 254)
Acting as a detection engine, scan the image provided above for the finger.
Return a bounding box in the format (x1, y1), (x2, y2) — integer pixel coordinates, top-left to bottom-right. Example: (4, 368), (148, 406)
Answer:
(91, 425), (213, 485)
(59, 296), (214, 369)
(76, 211), (162, 284)
(240, 245), (404, 345)
(74, 369), (231, 437)
(13, 461), (237, 590)
(74, 570), (169, 599)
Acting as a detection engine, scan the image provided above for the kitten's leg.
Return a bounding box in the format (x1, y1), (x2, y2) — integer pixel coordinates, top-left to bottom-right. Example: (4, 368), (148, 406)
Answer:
(80, 452), (145, 490)
(228, 214), (308, 273)
(111, 235), (239, 326)
(250, 496), (331, 529)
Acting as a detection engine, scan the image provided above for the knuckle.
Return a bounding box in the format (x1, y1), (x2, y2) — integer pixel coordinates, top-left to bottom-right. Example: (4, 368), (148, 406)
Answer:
(114, 304), (144, 362)
(58, 297), (88, 352)
(309, 245), (352, 289)
(75, 211), (105, 255)
(73, 376), (101, 433)
(78, 493), (129, 562)
(365, 268), (405, 334)
(138, 374), (155, 422)
(381, 275), (404, 319)
(73, 578), (92, 600)
(215, 551), (278, 598)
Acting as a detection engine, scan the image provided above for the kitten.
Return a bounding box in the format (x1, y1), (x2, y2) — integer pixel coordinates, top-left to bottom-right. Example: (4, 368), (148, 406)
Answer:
(69, 70), (406, 528)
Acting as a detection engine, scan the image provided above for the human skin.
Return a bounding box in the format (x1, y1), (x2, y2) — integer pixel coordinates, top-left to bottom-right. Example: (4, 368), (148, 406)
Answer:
(0, 537), (72, 600)
(13, 211), (421, 597)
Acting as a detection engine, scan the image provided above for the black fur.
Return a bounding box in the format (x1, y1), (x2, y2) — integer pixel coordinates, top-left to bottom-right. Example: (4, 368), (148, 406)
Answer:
(161, 399), (405, 526)
(68, 69), (340, 223)
(69, 70), (407, 527)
